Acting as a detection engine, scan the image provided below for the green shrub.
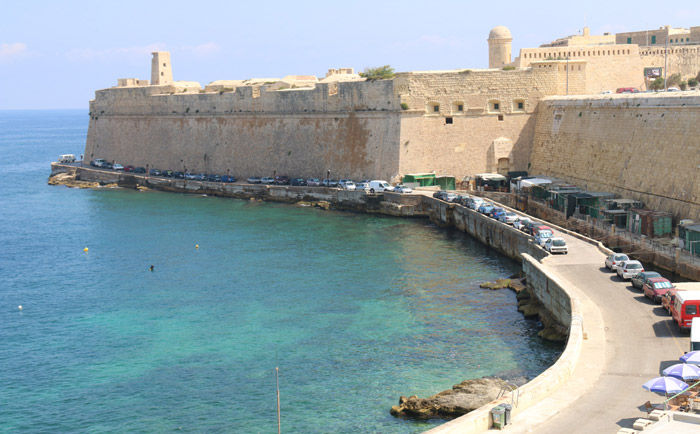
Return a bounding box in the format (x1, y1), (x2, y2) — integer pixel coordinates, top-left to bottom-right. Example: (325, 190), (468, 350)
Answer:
(359, 65), (395, 80)
(680, 81), (687, 91)
(688, 77), (698, 87)
(649, 77), (665, 91)
(400, 102), (408, 110)
(502, 66), (516, 71)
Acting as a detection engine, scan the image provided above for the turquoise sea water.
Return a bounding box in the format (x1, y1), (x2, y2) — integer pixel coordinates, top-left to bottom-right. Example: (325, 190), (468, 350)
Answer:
(0, 110), (562, 433)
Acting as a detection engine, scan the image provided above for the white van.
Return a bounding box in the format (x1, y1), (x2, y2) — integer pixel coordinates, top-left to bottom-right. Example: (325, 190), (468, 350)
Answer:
(59, 154), (76, 163)
(691, 317), (700, 352)
(368, 180), (394, 193)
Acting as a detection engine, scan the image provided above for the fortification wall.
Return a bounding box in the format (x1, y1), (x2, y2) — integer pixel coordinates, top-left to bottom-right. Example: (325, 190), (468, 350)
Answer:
(85, 80), (403, 181)
(518, 45), (646, 92)
(530, 93), (700, 221)
(640, 46), (700, 80)
(393, 67), (569, 178)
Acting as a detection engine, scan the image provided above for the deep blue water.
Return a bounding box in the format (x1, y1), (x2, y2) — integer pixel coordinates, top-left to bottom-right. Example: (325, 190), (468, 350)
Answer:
(0, 110), (562, 433)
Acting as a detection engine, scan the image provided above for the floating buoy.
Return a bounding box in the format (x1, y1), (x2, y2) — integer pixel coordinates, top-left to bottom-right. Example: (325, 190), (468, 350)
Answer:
(149, 265), (154, 272)
(84, 247), (89, 252)
(18, 305), (22, 311)
(195, 244), (199, 249)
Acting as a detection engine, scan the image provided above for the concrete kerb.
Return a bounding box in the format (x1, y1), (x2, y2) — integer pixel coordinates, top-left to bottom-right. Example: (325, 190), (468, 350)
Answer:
(422, 254), (586, 434)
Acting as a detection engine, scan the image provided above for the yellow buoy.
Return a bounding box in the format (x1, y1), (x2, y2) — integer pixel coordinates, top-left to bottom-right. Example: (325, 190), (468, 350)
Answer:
(195, 244), (199, 249)
(84, 247), (89, 252)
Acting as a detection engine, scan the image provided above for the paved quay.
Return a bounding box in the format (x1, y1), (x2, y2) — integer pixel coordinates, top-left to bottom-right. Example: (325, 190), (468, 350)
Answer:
(501, 231), (690, 433)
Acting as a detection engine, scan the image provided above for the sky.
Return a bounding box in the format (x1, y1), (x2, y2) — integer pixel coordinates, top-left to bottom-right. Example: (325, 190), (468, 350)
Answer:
(2, 0), (700, 109)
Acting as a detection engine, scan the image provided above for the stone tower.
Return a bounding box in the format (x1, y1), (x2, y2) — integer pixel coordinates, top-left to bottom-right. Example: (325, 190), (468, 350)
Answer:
(151, 51), (173, 85)
(488, 26), (512, 69)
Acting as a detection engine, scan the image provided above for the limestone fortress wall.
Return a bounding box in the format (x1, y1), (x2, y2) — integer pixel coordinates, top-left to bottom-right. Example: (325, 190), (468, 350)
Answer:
(530, 93), (700, 220)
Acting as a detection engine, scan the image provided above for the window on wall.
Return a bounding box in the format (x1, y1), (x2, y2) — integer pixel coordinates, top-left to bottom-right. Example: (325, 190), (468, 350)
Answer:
(498, 115), (504, 121)
(652, 35), (657, 44)
(445, 117), (453, 124)
(433, 105), (440, 113)
(457, 104), (463, 112)
(494, 103), (500, 110)
(627, 37), (632, 44)
(518, 102), (524, 109)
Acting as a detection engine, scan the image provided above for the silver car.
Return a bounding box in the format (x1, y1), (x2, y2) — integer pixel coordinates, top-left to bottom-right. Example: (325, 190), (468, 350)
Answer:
(499, 212), (518, 224)
(306, 178), (321, 186)
(513, 217), (531, 230)
(394, 185), (413, 193)
(261, 177), (274, 184)
(605, 253), (629, 271)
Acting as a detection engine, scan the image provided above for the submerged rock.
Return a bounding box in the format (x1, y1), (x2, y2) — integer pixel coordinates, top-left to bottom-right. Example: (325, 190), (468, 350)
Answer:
(480, 278), (526, 293)
(390, 377), (508, 419)
(48, 172), (100, 189)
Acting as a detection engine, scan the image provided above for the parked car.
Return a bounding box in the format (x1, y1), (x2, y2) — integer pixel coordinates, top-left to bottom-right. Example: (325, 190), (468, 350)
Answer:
(671, 291), (700, 332)
(499, 212), (519, 225)
(184, 172), (197, 180)
(605, 253), (629, 271)
(306, 178), (321, 186)
(513, 217), (531, 231)
(173, 171), (185, 179)
(338, 179), (353, 188)
(616, 260), (644, 280)
(631, 271), (662, 290)
(468, 198), (484, 210)
(162, 170), (174, 177)
(122, 165), (134, 172)
(149, 168), (161, 176)
(490, 207), (506, 219)
(662, 291), (678, 315)
(90, 158), (106, 167)
(355, 182), (370, 192)
(457, 195), (471, 206)
(59, 154), (76, 163)
(207, 174), (222, 182)
(433, 190), (448, 200)
(261, 177), (275, 184)
(322, 178), (339, 187)
(643, 278), (675, 304)
(101, 161), (113, 169)
(616, 87), (639, 93)
(112, 163), (125, 171)
(368, 180), (393, 193)
(393, 185), (413, 194)
(478, 203), (495, 214)
(534, 229), (554, 247)
(134, 167), (146, 174)
(290, 178), (306, 186)
(221, 175), (236, 183)
(247, 176), (261, 184)
(522, 220), (541, 235)
(544, 237), (568, 254)
(274, 175), (290, 185)
(341, 181), (356, 190)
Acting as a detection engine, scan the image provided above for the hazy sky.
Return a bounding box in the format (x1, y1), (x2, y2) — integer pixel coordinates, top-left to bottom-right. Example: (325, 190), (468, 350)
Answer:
(2, 0), (700, 109)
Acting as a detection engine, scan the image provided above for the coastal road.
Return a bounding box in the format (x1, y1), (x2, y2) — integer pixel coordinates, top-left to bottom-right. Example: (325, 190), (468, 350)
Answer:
(503, 231), (691, 433)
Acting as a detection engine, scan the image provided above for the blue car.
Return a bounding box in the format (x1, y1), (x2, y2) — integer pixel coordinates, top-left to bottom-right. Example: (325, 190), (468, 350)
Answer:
(491, 207), (506, 219)
(220, 175), (236, 183)
(478, 203), (494, 214)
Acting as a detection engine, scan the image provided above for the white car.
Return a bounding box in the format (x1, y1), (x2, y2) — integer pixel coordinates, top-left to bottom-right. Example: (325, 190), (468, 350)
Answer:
(544, 237), (568, 254)
(513, 217), (531, 231)
(469, 198), (484, 210)
(112, 163), (124, 171)
(616, 260), (644, 279)
(534, 230), (554, 247)
(393, 185), (413, 193)
(605, 253), (629, 271)
(306, 178), (321, 186)
(368, 180), (394, 193)
(340, 181), (356, 191)
(261, 177), (274, 184)
(498, 212), (518, 224)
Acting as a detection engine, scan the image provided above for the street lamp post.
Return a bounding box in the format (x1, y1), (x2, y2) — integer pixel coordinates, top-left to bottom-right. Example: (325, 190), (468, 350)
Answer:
(326, 169), (330, 187)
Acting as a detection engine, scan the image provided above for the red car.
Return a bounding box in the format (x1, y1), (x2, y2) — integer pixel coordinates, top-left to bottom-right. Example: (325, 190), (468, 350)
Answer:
(123, 165), (135, 172)
(616, 87), (639, 93)
(643, 277), (675, 304)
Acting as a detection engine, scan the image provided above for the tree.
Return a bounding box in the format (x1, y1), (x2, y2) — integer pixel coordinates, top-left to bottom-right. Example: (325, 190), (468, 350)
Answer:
(649, 77), (665, 91)
(359, 65), (396, 80)
(688, 77), (699, 88)
(667, 73), (682, 88)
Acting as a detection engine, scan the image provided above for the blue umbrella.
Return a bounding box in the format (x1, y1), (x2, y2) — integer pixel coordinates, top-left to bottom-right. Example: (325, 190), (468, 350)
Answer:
(680, 351), (700, 366)
(662, 363), (700, 380)
(643, 376), (689, 394)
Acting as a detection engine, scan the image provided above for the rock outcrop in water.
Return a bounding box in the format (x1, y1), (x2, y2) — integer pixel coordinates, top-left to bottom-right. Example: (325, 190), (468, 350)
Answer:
(48, 172), (100, 188)
(390, 377), (508, 419)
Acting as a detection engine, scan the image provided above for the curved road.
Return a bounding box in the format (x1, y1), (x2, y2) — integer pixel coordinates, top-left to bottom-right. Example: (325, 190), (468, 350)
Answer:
(503, 230), (691, 433)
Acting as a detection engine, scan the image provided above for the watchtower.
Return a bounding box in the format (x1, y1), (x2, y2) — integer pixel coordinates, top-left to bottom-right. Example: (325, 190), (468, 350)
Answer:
(151, 51), (173, 85)
(488, 26), (512, 69)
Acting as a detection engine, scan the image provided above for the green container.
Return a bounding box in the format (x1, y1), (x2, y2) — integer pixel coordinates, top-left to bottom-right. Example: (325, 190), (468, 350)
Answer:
(491, 405), (505, 429)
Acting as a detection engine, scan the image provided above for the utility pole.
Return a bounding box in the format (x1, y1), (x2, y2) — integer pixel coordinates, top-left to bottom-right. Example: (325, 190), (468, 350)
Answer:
(664, 34), (668, 91)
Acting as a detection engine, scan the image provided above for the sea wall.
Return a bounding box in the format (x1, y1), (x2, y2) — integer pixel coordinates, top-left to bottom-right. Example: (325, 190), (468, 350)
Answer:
(530, 93), (700, 221)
